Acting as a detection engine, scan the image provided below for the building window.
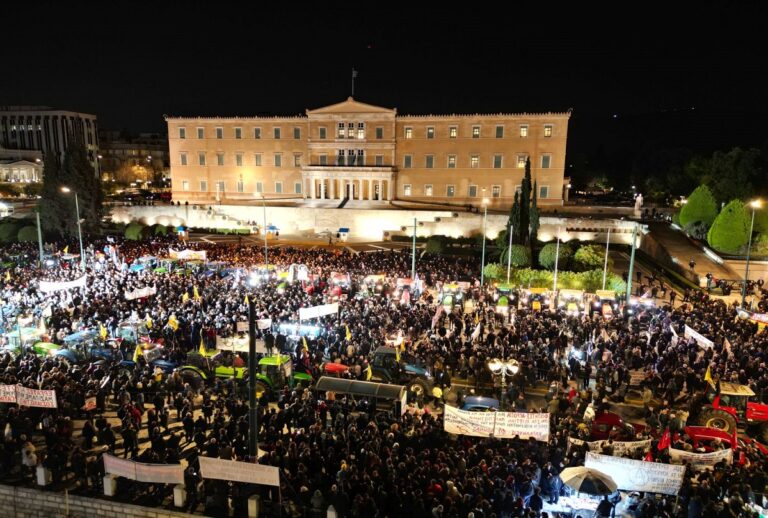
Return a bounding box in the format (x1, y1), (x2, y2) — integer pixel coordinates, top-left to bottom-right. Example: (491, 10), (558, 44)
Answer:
(470, 155), (479, 168)
(544, 124), (553, 137)
(234, 127), (242, 139)
(492, 185), (501, 198)
(519, 125), (528, 137)
(375, 155), (383, 166)
(347, 123), (354, 138)
(236, 153), (243, 167)
(347, 149), (355, 166)
(468, 185), (478, 198)
(255, 182), (263, 193)
(493, 155), (503, 168)
(539, 185), (549, 198)
(200, 180), (208, 192)
(517, 155), (528, 168)
(375, 127), (383, 139)
(254, 154), (262, 166)
(274, 154), (282, 167)
(254, 127), (262, 139)
(357, 149), (365, 166)
(216, 181), (225, 193)
(404, 127), (413, 139)
(403, 184), (412, 196)
(319, 127), (327, 140)
(295, 182), (302, 194)
(180, 153), (187, 166)
(541, 154), (552, 169)
(273, 127), (282, 139)
(294, 154), (301, 167)
(447, 155), (456, 168)
(449, 126), (458, 138)
(404, 155), (413, 168)
(319, 154), (327, 166)
(216, 153), (224, 166)
(357, 122), (365, 139)
(446, 185), (455, 197)
(472, 126), (480, 138)
(275, 182), (283, 194)
(237, 179), (244, 193)
(198, 152), (206, 166)
(495, 125), (504, 138)
(425, 155), (434, 168)
(426, 127), (435, 139)
(182, 180), (189, 191)
(179, 127), (186, 139)
(197, 127), (204, 139)
(293, 127), (301, 140)
(337, 123), (345, 139)
(337, 150), (345, 166)
(216, 127), (223, 139)
(424, 184), (433, 196)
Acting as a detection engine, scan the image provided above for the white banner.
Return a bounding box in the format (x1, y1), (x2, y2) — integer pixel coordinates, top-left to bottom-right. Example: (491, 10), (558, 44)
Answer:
(169, 249), (207, 261)
(584, 452), (685, 495)
(198, 456), (280, 486)
(257, 318), (272, 330)
(103, 454), (184, 484)
(443, 406), (550, 442)
(669, 447), (733, 471)
(684, 325), (714, 349)
(299, 302), (339, 320)
(0, 385), (16, 403)
(568, 437), (652, 456)
(14, 386), (57, 408)
(216, 336), (266, 354)
(124, 286), (157, 300)
(38, 275), (87, 293)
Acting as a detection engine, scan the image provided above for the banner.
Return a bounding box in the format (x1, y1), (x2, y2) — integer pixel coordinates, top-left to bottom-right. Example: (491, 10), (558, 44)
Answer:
(14, 386), (58, 408)
(669, 447), (733, 471)
(299, 303), (339, 320)
(38, 275), (87, 293)
(82, 397), (97, 411)
(124, 286), (157, 300)
(169, 249), (207, 261)
(257, 318), (272, 330)
(684, 325), (714, 349)
(216, 336), (266, 354)
(585, 452), (685, 495)
(567, 437), (652, 456)
(103, 454), (184, 484)
(0, 385), (16, 403)
(198, 456), (279, 486)
(443, 405), (550, 442)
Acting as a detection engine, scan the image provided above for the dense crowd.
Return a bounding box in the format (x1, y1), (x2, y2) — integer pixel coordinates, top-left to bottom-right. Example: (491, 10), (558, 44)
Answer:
(0, 236), (767, 517)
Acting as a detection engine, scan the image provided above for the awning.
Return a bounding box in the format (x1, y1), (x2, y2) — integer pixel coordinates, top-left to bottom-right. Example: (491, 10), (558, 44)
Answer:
(314, 376), (406, 400)
(338, 228), (350, 233)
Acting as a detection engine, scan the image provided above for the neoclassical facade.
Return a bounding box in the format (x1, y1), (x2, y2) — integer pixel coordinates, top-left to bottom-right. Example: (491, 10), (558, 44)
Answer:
(166, 98), (570, 207)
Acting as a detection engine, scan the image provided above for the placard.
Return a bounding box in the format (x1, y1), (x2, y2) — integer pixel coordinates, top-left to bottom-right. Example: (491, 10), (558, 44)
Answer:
(585, 452), (685, 495)
(103, 454), (184, 484)
(236, 321), (249, 332)
(216, 336), (266, 354)
(0, 385), (16, 403)
(684, 325), (714, 349)
(82, 397), (97, 411)
(567, 437), (652, 456)
(124, 286), (157, 300)
(39, 275), (87, 293)
(168, 249), (207, 261)
(257, 318), (272, 330)
(15, 386), (58, 408)
(299, 302), (339, 320)
(198, 456), (279, 486)
(669, 447), (733, 471)
(443, 406), (550, 442)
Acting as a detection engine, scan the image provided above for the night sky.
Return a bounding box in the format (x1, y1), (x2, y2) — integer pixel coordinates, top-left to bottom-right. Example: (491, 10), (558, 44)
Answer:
(2, 3), (766, 161)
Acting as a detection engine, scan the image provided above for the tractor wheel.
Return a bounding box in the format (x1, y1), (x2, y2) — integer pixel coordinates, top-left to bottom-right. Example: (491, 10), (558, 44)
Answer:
(697, 408), (737, 433)
(408, 379), (429, 398)
(180, 369), (205, 391)
(254, 381), (270, 400)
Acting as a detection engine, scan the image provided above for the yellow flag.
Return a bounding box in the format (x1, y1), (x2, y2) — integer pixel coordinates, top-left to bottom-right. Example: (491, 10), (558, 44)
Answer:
(4, 271), (9, 282)
(244, 294), (250, 305)
(132, 344), (141, 363)
(302, 336), (308, 351)
(193, 286), (201, 300)
(99, 324), (107, 340)
(365, 364), (372, 381)
(199, 335), (206, 355)
(63, 246), (69, 254)
(474, 312), (479, 325)
(345, 325), (352, 342)
(182, 292), (190, 303)
(146, 315), (153, 329)
(167, 314), (179, 331)
(704, 365), (715, 387)
(396, 347), (400, 362)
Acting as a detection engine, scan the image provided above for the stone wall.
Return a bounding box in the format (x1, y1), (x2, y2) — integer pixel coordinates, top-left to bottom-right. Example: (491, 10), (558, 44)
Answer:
(0, 484), (197, 518)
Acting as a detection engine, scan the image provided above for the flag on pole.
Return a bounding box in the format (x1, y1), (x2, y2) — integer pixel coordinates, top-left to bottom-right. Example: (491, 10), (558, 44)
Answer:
(657, 427), (671, 451)
(63, 246), (69, 254)
(167, 314), (179, 331)
(4, 270), (9, 282)
(302, 336), (309, 351)
(474, 312), (480, 325)
(365, 363), (372, 381)
(244, 294), (250, 305)
(146, 315), (153, 329)
(704, 365), (715, 387)
(345, 325), (352, 341)
(193, 286), (201, 300)
(132, 344), (141, 363)
(182, 292), (190, 303)
(199, 335), (206, 355)
(99, 324), (108, 340)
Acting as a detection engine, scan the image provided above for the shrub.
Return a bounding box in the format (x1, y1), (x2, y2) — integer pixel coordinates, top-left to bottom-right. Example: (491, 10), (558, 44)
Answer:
(513, 268), (553, 288)
(22, 183), (42, 197)
(499, 244), (531, 268)
(16, 225), (38, 242)
(0, 222), (20, 243)
(482, 263), (506, 282)
(424, 235), (448, 255)
(573, 244), (610, 272)
(124, 222), (145, 240)
(679, 185), (718, 227)
(707, 199), (750, 253)
(153, 224), (168, 236)
(683, 220), (709, 241)
(755, 209), (768, 235)
(538, 242), (573, 270)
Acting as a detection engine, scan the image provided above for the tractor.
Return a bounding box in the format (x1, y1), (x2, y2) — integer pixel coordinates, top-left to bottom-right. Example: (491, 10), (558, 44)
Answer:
(368, 346), (434, 398)
(694, 382), (768, 442)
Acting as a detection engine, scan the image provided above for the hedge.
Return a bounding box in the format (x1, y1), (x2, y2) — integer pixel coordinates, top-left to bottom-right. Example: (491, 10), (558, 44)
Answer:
(16, 225), (38, 242)
(483, 264), (627, 293)
(707, 199), (750, 253)
(679, 185), (718, 227)
(124, 223), (145, 240)
(0, 222), (21, 243)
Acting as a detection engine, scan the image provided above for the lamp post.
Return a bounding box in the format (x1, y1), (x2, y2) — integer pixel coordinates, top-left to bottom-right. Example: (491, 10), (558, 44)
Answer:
(480, 195), (489, 287)
(553, 227), (561, 291)
(742, 199), (762, 308)
(488, 358), (520, 410)
(506, 224), (514, 283)
(602, 227), (611, 290)
(60, 187), (85, 270)
(261, 194), (268, 268)
(247, 296), (258, 457)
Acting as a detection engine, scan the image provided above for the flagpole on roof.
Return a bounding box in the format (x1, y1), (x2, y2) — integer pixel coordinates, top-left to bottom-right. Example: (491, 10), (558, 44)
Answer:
(351, 68), (357, 97)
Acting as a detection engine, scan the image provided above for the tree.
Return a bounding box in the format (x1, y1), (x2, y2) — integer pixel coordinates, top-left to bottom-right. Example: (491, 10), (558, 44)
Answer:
(520, 158), (532, 244)
(573, 244), (611, 272)
(509, 192), (521, 245)
(125, 223), (145, 240)
(40, 151), (67, 235)
(499, 244), (531, 268)
(690, 148), (766, 205)
(538, 242), (573, 270)
(60, 140), (104, 235)
(424, 235), (448, 255)
(679, 185), (718, 227)
(707, 199), (751, 253)
(530, 180), (540, 245)
(482, 263), (506, 282)
(17, 226), (38, 242)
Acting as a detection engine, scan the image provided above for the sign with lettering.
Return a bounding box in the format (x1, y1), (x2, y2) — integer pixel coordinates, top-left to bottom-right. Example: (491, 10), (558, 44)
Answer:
(198, 456), (280, 486)
(0, 385), (16, 403)
(585, 452), (685, 495)
(14, 386), (57, 408)
(684, 325), (714, 349)
(669, 447), (733, 471)
(38, 275), (87, 293)
(124, 286), (157, 300)
(299, 303), (339, 320)
(168, 249), (207, 261)
(443, 405), (550, 442)
(103, 454), (184, 484)
(568, 437), (652, 456)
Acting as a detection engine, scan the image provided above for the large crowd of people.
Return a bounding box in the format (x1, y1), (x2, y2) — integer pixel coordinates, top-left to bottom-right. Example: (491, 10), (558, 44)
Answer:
(1, 234), (767, 517)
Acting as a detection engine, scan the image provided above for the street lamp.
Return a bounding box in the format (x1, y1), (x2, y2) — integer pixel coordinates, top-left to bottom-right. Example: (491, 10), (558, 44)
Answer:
(480, 194), (489, 287)
(488, 358), (519, 409)
(742, 199), (762, 308)
(60, 186), (86, 270)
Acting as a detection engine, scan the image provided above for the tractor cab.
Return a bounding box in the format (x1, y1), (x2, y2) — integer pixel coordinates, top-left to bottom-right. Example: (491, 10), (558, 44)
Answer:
(328, 272), (351, 300)
(253, 354), (313, 398)
(697, 382), (768, 441)
(394, 278), (415, 305)
(592, 290), (618, 320)
(493, 283), (517, 315)
(557, 289), (585, 316)
(130, 255), (158, 273)
(369, 346), (433, 397)
(358, 274), (386, 299)
(440, 282), (466, 309)
(520, 288), (551, 312)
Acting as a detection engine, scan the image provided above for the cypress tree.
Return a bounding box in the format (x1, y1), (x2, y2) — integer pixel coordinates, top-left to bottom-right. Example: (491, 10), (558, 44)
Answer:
(510, 191), (521, 245)
(40, 151), (67, 235)
(520, 158), (532, 244)
(60, 140), (103, 235)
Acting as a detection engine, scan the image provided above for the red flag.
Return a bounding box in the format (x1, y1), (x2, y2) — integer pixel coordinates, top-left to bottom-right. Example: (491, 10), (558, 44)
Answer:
(643, 450), (654, 462)
(657, 427), (671, 451)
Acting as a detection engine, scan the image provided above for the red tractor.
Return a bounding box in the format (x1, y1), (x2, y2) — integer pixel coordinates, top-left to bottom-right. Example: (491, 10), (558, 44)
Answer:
(695, 382), (768, 442)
